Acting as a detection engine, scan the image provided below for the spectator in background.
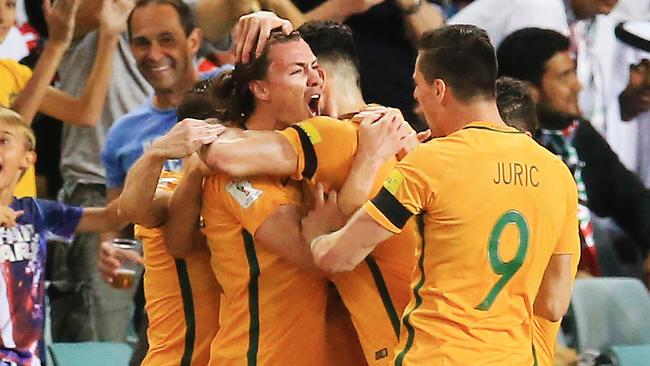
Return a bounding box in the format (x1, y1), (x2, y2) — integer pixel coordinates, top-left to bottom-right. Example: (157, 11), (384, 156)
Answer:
(0, 108), (128, 366)
(48, 0), (151, 344)
(449, 0), (647, 152)
(101, 0), (231, 204)
(1, 0), (126, 199)
(197, 0), (444, 131)
(100, 1), (230, 361)
(497, 27), (650, 279)
(0, 0), (29, 60)
(448, 0), (618, 47)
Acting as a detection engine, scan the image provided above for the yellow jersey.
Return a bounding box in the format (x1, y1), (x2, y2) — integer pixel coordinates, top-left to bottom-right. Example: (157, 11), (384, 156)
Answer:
(532, 243), (580, 366)
(135, 170), (221, 366)
(278, 116), (419, 365)
(363, 121), (580, 365)
(201, 173), (328, 366)
(1, 59), (37, 198)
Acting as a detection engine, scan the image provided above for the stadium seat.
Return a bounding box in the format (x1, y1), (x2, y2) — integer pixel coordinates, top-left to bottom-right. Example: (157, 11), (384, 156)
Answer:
(567, 277), (650, 353)
(48, 342), (133, 366)
(596, 345), (650, 366)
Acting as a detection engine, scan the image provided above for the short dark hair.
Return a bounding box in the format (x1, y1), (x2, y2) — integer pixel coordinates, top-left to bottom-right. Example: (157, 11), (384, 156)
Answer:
(298, 21), (359, 69)
(417, 25), (497, 101)
(497, 28), (570, 87)
(496, 77), (538, 133)
(128, 0), (196, 38)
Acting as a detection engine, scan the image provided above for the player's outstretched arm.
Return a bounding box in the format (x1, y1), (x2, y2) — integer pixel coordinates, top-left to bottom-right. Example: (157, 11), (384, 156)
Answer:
(309, 208), (393, 274)
(120, 119), (223, 227)
(534, 254), (574, 322)
(164, 155), (209, 258)
(118, 149), (171, 228)
(256, 183), (343, 276)
(254, 204), (327, 276)
(201, 129), (298, 177)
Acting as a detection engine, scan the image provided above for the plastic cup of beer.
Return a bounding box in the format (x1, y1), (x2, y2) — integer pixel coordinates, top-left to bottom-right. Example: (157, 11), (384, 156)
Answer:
(111, 238), (142, 289)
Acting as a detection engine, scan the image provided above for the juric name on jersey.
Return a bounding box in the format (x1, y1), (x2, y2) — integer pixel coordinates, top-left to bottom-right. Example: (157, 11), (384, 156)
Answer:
(493, 162), (539, 187)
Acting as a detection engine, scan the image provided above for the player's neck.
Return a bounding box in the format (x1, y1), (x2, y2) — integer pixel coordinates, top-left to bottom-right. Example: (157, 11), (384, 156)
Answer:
(324, 76), (366, 118)
(245, 108), (284, 131)
(442, 99), (506, 135)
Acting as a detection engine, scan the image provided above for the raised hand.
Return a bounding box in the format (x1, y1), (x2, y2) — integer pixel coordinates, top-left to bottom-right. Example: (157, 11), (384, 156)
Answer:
(43, 0), (81, 47)
(99, 0), (137, 36)
(620, 59), (650, 121)
(233, 11), (293, 63)
(149, 118), (226, 160)
(355, 107), (411, 162)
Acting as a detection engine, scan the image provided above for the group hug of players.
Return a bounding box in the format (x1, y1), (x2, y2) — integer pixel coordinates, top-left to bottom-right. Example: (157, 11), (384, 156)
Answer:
(102, 12), (579, 366)
(97, 11), (579, 365)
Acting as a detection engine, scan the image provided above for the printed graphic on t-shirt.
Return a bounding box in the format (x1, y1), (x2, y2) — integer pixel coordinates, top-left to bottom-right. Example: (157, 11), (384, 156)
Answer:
(1, 198), (81, 366)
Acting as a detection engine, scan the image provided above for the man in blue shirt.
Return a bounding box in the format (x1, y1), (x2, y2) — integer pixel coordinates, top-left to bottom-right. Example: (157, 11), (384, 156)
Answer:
(98, 1), (229, 360)
(101, 0), (231, 197)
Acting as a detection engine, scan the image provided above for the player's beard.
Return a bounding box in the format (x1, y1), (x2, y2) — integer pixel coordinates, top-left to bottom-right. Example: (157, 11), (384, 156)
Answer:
(536, 103), (581, 130)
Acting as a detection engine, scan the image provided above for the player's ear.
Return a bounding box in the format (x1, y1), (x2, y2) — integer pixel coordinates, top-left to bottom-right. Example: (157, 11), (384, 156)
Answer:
(433, 79), (447, 103)
(250, 80), (270, 101)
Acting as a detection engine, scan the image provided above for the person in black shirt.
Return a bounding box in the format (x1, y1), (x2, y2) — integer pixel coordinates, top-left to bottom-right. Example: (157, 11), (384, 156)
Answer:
(497, 27), (650, 279)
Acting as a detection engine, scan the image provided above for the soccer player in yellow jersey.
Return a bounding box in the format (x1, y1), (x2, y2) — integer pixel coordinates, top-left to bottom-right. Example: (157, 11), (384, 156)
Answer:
(496, 76), (581, 366)
(306, 25), (581, 366)
(171, 32), (334, 366)
(101, 114), (224, 365)
(197, 17), (419, 365)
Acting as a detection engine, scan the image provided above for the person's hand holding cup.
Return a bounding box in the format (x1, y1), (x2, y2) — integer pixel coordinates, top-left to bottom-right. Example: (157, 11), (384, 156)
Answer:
(99, 238), (143, 289)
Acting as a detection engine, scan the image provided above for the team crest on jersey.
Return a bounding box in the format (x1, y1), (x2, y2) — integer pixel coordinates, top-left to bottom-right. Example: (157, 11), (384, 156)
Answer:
(299, 122), (322, 144)
(0, 224), (39, 263)
(226, 179), (263, 208)
(383, 169), (404, 195)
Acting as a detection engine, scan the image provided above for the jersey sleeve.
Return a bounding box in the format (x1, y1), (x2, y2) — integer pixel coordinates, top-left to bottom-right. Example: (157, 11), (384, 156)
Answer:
(222, 176), (302, 235)
(363, 145), (438, 233)
(276, 116), (357, 183)
(35, 199), (83, 243)
(554, 168), (580, 255)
